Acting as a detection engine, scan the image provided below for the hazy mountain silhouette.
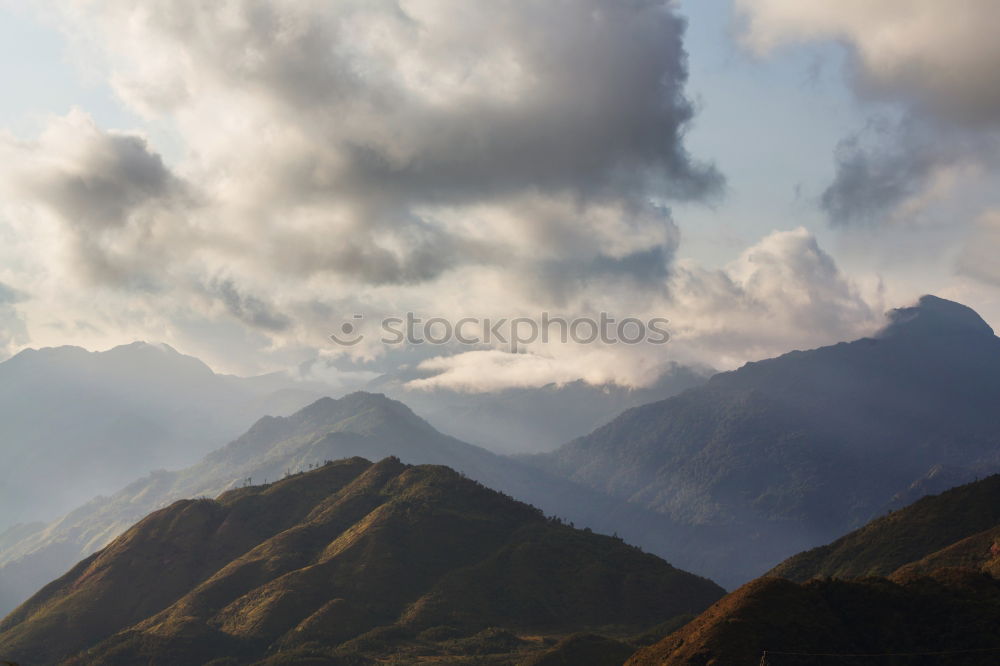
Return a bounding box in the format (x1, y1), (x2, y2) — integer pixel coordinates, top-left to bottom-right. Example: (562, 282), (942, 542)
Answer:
(527, 295), (1000, 587)
(0, 458), (723, 665)
(0, 392), (708, 617)
(369, 363), (711, 454)
(0, 342), (324, 530)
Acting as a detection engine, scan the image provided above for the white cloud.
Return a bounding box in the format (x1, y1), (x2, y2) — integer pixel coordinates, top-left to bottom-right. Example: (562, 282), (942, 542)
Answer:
(736, 0), (1000, 127)
(48, 0), (720, 290)
(408, 348), (670, 393)
(665, 227), (880, 368)
(400, 228), (882, 391)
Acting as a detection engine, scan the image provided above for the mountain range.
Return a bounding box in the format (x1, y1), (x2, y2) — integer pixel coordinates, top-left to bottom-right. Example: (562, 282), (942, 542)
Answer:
(0, 342), (324, 529)
(0, 458), (723, 665)
(5, 294), (999, 612)
(8, 428), (1000, 665)
(3, 294), (1000, 663)
(0, 340), (703, 536)
(369, 363), (710, 454)
(0, 391), (704, 617)
(526, 295), (1000, 586)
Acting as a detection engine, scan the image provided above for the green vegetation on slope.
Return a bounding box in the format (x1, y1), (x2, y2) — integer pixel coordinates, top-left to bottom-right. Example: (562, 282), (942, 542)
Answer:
(627, 472), (1000, 665)
(0, 391), (703, 619)
(772, 474), (1000, 581)
(0, 458), (722, 665)
(627, 571), (1000, 666)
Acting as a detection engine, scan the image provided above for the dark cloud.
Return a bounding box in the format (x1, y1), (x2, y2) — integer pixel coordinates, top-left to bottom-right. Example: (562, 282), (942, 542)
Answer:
(210, 279), (291, 333)
(820, 116), (989, 227)
(4, 111), (191, 288)
(36, 133), (175, 229)
(822, 119), (949, 226)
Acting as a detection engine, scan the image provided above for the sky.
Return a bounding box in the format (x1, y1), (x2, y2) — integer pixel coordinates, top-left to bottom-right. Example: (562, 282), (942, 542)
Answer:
(0, 0), (998, 390)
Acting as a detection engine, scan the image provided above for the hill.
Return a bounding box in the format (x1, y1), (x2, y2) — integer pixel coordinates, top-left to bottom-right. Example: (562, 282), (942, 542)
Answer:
(626, 570), (1000, 665)
(527, 296), (1000, 587)
(0, 392), (706, 617)
(0, 458), (723, 665)
(629, 471), (1000, 664)
(772, 474), (1000, 581)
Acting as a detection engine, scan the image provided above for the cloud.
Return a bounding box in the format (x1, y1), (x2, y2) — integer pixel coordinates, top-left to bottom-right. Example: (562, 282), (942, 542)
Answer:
(0, 282), (28, 358)
(0, 0), (737, 375)
(48, 0), (720, 294)
(207, 279), (291, 333)
(408, 348), (670, 393)
(735, 1), (1000, 231)
(399, 228), (881, 391)
(958, 210), (1000, 286)
(820, 116), (988, 227)
(665, 227), (879, 367)
(0, 0), (738, 378)
(736, 0), (1000, 127)
(0, 110), (192, 288)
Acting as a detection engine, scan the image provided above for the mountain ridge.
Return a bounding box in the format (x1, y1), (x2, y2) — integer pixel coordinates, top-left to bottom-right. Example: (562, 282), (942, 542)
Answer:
(0, 390), (710, 618)
(526, 295), (1000, 587)
(0, 457), (723, 665)
(770, 473), (1000, 581)
(628, 469), (1000, 665)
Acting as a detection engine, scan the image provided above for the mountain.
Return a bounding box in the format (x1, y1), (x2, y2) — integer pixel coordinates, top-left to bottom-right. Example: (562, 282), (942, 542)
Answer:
(526, 295), (1000, 587)
(0, 342), (325, 529)
(0, 392), (710, 617)
(0, 458), (723, 665)
(771, 473), (1000, 581)
(369, 363), (711, 454)
(625, 570), (1000, 665)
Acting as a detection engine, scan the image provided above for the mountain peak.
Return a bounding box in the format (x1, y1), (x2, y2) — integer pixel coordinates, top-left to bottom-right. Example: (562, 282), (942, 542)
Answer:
(292, 391), (435, 436)
(877, 294), (994, 339)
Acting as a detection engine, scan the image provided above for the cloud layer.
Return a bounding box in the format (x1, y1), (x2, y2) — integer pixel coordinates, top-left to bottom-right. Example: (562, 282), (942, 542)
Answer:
(53, 0), (721, 292)
(404, 227), (881, 391)
(0, 1), (891, 387)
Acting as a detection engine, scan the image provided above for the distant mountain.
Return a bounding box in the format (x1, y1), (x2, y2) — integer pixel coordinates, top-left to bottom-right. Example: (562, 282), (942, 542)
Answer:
(0, 342), (325, 529)
(370, 363), (711, 454)
(0, 392), (711, 617)
(526, 296), (1000, 587)
(771, 473), (1000, 581)
(0, 458), (723, 665)
(626, 570), (1000, 665)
